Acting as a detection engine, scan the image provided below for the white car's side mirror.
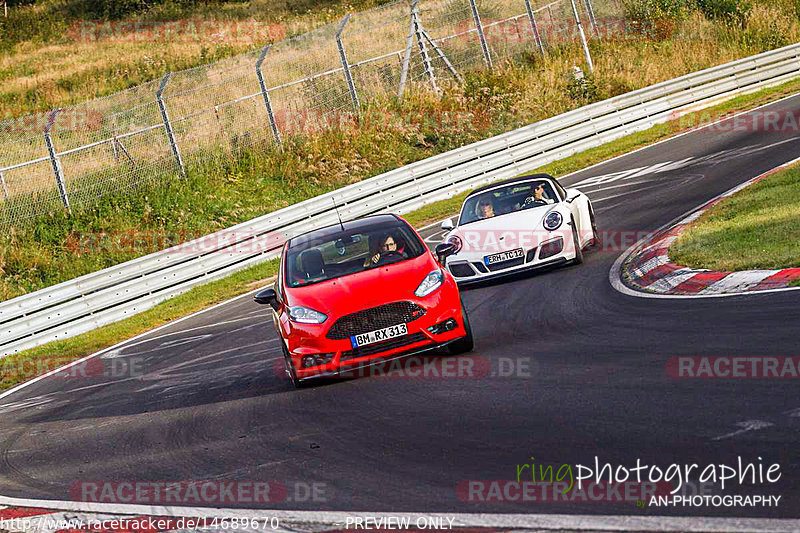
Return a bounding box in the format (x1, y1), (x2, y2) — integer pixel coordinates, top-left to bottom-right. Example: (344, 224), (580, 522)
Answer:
(441, 218), (455, 231)
(565, 188), (580, 203)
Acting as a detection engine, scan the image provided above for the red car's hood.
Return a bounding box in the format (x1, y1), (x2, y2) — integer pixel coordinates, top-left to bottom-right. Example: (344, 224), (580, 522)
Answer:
(285, 253), (439, 316)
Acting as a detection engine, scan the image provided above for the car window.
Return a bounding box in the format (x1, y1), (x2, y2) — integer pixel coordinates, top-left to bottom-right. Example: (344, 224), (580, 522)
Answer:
(285, 222), (425, 287)
(459, 180), (559, 225)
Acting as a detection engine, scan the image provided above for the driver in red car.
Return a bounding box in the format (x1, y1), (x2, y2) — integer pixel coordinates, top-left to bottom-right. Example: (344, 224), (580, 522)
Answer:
(364, 232), (406, 267)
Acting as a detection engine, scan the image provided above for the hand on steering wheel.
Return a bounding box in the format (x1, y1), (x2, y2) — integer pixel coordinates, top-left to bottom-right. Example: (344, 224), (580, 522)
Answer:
(375, 250), (403, 266)
(524, 196), (544, 207)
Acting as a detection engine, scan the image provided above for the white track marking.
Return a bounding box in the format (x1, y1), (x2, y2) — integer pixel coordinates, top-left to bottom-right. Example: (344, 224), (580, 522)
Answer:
(712, 420), (775, 441)
(699, 271), (778, 294)
(646, 270), (698, 293)
(610, 151), (800, 299)
(0, 288), (267, 404)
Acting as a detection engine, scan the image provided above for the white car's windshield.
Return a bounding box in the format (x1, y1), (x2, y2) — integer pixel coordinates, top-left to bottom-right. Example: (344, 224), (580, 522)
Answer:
(459, 180), (559, 225)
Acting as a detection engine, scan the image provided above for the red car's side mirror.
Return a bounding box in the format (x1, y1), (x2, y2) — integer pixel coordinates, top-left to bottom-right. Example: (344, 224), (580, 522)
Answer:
(254, 288), (280, 311)
(435, 242), (457, 264)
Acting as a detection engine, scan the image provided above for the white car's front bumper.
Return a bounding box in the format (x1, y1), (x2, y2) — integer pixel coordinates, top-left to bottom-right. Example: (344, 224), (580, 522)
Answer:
(445, 236), (576, 286)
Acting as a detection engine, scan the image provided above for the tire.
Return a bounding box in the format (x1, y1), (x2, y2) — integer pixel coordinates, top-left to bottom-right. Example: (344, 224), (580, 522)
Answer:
(571, 217), (584, 265)
(586, 203), (599, 249)
(448, 298), (474, 355)
(282, 341), (302, 389)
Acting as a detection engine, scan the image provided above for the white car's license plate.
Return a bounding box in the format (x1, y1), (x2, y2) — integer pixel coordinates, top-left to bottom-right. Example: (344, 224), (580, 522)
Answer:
(485, 248), (524, 265)
(351, 323), (408, 348)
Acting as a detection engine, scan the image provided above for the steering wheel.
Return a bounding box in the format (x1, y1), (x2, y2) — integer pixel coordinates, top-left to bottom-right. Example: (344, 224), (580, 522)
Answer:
(376, 250), (404, 266)
(523, 196), (546, 207)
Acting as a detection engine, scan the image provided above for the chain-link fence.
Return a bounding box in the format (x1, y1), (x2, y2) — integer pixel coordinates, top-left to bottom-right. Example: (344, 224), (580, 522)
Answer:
(0, 0), (623, 229)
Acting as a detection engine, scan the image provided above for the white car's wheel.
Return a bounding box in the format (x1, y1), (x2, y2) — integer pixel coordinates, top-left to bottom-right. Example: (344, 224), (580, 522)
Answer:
(571, 217), (584, 265)
(586, 203), (599, 249)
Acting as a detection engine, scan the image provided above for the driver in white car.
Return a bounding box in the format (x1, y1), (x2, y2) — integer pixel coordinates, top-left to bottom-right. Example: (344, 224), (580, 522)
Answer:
(524, 182), (555, 206)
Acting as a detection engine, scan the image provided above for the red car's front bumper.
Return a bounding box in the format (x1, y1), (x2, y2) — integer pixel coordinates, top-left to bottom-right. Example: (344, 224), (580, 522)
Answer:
(285, 285), (466, 381)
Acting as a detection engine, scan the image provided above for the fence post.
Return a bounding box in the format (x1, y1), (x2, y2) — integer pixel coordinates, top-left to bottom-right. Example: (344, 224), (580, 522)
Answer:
(0, 170), (8, 201)
(411, 0), (439, 93)
(156, 72), (185, 176)
(44, 109), (71, 213)
(468, 0), (493, 70)
(398, 11), (417, 98)
(524, 0), (545, 56)
(256, 45), (282, 145)
(569, 0), (594, 74)
(336, 14), (361, 114)
(583, 0), (599, 36)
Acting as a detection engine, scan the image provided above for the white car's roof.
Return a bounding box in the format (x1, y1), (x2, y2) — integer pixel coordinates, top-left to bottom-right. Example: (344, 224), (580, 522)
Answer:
(463, 174), (557, 202)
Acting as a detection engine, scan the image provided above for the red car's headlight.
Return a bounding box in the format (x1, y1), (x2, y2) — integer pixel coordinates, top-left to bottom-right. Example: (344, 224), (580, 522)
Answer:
(289, 306), (327, 324)
(415, 269), (444, 297)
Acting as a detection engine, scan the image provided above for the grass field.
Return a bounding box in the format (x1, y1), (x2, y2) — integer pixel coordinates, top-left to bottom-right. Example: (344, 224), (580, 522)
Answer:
(3, 0), (800, 301)
(3, 76), (800, 393)
(670, 163), (800, 271)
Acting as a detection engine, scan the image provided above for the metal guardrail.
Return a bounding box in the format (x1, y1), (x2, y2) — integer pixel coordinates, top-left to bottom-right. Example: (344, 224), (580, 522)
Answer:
(2, 43), (799, 357)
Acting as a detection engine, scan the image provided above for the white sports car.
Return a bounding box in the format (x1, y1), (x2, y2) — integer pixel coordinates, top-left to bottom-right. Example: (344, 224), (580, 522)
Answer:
(435, 174), (598, 285)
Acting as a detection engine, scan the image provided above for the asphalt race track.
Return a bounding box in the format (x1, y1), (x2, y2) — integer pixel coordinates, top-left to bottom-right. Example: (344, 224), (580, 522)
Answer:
(1, 95), (799, 519)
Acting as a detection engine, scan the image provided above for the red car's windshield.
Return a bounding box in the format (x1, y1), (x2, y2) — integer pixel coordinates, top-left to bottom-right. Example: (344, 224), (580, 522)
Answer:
(285, 220), (426, 288)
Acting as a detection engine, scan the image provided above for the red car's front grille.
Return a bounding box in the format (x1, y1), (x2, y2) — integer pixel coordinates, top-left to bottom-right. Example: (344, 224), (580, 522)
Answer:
(340, 331), (428, 360)
(326, 301), (426, 340)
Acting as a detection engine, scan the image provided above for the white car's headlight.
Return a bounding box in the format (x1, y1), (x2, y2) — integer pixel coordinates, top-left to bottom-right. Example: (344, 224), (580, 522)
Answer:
(415, 269), (444, 297)
(543, 211), (563, 231)
(289, 306), (327, 324)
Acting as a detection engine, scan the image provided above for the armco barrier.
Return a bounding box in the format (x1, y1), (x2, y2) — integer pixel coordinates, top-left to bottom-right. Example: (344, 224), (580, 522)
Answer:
(2, 43), (800, 357)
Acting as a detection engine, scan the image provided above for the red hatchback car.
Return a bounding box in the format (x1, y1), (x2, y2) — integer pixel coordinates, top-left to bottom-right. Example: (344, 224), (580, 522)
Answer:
(254, 214), (473, 387)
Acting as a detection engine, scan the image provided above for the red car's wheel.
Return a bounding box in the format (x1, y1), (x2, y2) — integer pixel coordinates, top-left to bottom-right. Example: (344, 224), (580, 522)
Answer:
(282, 341), (302, 389)
(448, 298), (474, 355)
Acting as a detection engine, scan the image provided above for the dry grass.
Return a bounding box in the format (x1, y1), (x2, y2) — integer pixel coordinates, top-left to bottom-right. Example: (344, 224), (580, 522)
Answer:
(1, 0), (799, 299)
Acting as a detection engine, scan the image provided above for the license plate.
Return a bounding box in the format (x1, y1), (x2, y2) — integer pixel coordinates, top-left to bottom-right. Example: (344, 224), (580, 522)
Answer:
(351, 323), (408, 348)
(485, 248), (524, 265)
